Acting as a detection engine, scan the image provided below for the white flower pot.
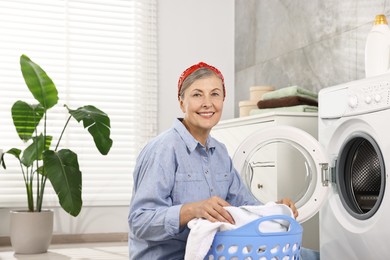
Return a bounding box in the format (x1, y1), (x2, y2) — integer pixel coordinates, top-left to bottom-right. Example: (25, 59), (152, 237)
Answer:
(10, 209), (54, 254)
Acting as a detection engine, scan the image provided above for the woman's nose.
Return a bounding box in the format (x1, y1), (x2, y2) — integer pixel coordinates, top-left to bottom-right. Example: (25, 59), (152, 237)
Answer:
(202, 95), (213, 107)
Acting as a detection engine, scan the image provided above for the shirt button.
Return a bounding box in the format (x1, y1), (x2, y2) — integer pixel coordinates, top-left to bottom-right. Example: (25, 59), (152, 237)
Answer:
(210, 188), (214, 192)
(205, 170), (208, 175)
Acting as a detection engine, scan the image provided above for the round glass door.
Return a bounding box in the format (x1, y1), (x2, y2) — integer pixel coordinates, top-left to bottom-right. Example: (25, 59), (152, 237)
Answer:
(336, 133), (385, 220)
(238, 140), (314, 207)
(233, 125), (328, 223)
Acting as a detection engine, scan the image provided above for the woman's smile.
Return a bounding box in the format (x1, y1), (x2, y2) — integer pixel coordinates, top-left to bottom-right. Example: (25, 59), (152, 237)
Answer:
(197, 111), (215, 118)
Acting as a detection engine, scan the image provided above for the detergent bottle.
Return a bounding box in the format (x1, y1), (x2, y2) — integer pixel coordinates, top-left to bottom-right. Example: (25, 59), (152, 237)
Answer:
(365, 14), (390, 78)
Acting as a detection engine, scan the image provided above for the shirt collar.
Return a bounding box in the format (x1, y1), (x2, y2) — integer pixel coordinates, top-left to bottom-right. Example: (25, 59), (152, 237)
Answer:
(173, 118), (216, 153)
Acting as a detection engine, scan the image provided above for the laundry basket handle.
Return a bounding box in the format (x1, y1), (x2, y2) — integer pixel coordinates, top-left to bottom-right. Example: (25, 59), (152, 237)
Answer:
(218, 215), (302, 237)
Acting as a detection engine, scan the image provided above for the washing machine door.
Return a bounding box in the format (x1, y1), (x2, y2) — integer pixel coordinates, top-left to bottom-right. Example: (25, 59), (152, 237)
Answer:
(233, 125), (328, 223)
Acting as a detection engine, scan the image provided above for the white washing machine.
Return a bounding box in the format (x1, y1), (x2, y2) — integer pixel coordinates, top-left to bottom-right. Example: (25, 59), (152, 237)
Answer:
(318, 73), (389, 259)
(211, 112), (320, 251)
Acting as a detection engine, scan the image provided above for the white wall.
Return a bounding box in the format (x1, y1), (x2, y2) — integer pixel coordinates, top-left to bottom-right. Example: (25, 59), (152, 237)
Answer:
(0, 0), (235, 238)
(158, 0), (235, 132)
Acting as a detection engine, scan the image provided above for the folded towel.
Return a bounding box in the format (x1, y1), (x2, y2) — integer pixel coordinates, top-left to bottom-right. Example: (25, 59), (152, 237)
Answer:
(184, 202), (293, 260)
(250, 105), (318, 116)
(257, 95), (318, 109)
(261, 86), (318, 101)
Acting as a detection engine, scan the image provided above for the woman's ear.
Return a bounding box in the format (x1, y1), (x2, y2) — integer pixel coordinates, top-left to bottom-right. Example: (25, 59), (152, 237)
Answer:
(179, 98), (186, 113)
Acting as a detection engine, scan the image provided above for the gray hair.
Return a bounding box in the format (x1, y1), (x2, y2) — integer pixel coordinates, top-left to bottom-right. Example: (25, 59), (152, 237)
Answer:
(179, 68), (222, 99)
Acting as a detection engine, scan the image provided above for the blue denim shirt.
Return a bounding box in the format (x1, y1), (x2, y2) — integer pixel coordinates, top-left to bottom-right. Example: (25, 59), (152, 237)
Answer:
(128, 118), (259, 259)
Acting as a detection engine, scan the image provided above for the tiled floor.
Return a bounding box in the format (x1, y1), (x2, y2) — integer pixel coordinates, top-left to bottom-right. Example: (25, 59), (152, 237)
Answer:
(0, 242), (128, 260)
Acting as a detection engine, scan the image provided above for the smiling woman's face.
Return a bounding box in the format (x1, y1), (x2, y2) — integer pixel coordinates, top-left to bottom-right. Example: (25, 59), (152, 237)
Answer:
(179, 75), (224, 136)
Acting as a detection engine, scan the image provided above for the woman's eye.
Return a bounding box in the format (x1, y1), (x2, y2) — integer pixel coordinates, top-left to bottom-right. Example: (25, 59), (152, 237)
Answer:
(211, 92), (220, 96)
(193, 93), (201, 97)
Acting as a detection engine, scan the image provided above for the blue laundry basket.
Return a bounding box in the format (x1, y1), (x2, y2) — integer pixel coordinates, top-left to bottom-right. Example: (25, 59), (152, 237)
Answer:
(204, 215), (302, 260)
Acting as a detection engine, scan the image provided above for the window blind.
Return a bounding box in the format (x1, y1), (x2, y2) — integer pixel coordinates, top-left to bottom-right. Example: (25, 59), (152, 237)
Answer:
(0, 0), (157, 207)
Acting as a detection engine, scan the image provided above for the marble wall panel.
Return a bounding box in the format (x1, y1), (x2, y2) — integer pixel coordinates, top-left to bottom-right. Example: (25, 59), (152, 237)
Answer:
(234, 66), (257, 112)
(356, 1), (389, 25)
(235, 0), (390, 117)
(253, 49), (320, 91)
(235, 0), (256, 71)
(303, 30), (359, 89)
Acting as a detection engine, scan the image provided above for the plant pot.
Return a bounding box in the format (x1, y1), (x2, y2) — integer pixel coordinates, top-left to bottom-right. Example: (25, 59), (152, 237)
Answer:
(10, 209), (54, 254)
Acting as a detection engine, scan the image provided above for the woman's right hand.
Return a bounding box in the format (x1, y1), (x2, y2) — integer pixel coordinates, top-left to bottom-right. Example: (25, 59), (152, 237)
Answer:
(276, 197), (298, 219)
(180, 196), (234, 226)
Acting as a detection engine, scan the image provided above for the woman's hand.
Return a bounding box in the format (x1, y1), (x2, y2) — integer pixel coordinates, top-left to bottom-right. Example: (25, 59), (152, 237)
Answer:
(180, 196), (234, 226)
(277, 197), (298, 219)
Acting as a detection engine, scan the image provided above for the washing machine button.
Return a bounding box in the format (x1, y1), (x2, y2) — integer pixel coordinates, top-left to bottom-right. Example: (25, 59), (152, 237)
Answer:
(374, 94), (382, 103)
(365, 96), (372, 104)
(348, 95), (358, 108)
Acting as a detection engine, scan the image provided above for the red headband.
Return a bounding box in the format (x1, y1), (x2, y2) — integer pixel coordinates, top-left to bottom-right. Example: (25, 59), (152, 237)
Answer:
(177, 62), (225, 100)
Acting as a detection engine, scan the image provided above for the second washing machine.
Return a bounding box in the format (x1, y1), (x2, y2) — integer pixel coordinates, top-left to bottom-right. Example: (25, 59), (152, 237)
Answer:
(211, 111), (320, 251)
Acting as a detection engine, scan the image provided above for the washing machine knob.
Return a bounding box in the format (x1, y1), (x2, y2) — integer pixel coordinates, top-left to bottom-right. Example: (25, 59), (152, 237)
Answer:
(365, 96), (372, 104)
(349, 95), (358, 108)
(374, 94), (382, 103)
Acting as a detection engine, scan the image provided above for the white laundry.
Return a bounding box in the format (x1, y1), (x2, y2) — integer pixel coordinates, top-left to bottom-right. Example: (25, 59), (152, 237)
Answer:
(184, 202), (294, 260)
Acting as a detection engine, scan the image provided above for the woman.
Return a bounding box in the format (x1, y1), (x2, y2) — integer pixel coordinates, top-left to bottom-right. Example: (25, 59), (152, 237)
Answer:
(128, 62), (307, 259)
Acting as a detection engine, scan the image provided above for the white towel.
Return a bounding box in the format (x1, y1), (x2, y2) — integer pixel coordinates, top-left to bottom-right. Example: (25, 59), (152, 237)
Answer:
(184, 202), (293, 260)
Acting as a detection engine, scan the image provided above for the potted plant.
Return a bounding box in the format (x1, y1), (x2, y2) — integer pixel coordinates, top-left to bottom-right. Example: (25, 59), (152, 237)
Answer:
(0, 54), (113, 253)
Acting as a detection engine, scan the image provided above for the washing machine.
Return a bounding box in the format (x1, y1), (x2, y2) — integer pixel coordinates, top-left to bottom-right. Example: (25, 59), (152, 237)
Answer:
(318, 73), (389, 259)
(211, 112), (320, 251)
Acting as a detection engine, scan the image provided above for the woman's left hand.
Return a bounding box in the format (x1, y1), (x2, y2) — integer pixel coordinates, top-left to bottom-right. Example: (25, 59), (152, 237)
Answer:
(277, 198), (298, 219)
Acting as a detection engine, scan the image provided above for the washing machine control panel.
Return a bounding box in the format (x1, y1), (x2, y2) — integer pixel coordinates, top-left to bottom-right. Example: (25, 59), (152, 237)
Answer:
(345, 80), (390, 116)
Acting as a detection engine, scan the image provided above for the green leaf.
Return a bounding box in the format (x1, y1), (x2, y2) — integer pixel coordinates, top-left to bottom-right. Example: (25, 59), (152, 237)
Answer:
(5, 148), (22, 159)
(66, 105), (113, 155)
(0, 152), (5, 169)
(43, 149), (82, 217)
(20, 54), (59, 109)
(21, 134), (52, 167)
(1, 148), (22, 169)
(11, 101), (44, 141)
